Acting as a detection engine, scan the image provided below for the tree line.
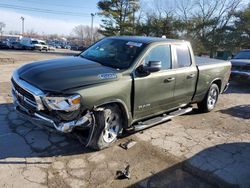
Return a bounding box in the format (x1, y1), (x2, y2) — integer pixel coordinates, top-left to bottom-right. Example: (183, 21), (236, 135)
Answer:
(97, 0), (250, 57)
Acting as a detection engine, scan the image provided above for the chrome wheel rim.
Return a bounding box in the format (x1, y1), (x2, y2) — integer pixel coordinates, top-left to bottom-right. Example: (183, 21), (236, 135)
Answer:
(207, 88), (218, 109)
(103, 109), (120, 143)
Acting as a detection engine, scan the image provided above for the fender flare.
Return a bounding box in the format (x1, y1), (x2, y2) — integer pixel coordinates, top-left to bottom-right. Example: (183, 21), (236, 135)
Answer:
(209, 78), (222, 92)
(93, 99), (131, 128)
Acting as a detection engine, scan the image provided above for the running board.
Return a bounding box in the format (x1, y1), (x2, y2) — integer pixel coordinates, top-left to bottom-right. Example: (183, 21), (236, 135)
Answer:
(132, 107), (192, 132)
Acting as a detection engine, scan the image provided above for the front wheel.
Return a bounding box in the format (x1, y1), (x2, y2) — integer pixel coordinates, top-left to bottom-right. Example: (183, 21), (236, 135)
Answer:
(197, 84), (219, 112)
(89, 105), (123, 150)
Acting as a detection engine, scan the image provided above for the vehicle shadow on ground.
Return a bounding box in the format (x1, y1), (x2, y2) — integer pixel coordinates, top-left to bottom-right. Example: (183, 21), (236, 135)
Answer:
(130, 142), (250, 188)
(219, 104), (250, 119)
(0, 103), (92, 161)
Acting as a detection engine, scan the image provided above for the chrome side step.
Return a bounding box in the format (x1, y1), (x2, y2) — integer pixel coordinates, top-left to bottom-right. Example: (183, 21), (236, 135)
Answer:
(132, 107), (192, 132)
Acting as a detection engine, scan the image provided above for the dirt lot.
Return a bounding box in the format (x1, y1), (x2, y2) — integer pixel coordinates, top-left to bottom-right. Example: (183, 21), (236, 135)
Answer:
(0, 49), (249, 188)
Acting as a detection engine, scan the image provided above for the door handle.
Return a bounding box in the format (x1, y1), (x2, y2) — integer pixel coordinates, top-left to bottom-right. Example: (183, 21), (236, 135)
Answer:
(164, 77), (175, 83)
(187, 74), (196, 79)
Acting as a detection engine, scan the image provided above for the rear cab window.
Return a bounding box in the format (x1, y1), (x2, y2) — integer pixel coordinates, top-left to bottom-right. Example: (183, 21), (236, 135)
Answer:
(174, 44), (192, 68)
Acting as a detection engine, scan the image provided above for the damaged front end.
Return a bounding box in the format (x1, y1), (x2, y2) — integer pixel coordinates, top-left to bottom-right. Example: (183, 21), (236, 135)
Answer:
(11, 70), (95, 145)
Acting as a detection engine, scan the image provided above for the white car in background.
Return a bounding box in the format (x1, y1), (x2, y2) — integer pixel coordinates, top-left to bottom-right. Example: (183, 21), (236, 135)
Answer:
(48, 45), (56, 51)
(20, 37), (48, 51)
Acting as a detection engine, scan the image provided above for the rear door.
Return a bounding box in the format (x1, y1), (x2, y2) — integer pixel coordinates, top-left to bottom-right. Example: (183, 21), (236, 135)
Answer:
(133, 44), (177, 119)
(172, 44), (198, 105)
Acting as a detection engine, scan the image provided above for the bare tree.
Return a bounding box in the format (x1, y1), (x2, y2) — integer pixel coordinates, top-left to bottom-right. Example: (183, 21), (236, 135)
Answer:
(72, 25), (87, 45)
(72, 25), (102, 46)
(8, 30), (20, 35)
(24, 29), (40, 38)
(175, 0), (242, 56)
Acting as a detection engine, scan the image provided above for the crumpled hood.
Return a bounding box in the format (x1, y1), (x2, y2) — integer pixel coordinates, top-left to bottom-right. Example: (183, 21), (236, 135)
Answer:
(17, 56), (119, 92)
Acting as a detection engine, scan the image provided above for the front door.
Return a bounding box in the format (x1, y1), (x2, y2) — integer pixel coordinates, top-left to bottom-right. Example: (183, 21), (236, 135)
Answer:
(133, 44), (176, 120)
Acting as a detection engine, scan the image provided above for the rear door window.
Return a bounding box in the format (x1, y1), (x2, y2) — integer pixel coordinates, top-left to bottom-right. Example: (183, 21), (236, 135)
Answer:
(175, 44), (191, 68)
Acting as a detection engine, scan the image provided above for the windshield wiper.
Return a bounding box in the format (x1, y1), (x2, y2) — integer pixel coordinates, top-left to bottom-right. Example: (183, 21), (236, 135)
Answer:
(79, 55), (120, 69)
(79, 55), (102, 64)
(105, 64), (120, 69)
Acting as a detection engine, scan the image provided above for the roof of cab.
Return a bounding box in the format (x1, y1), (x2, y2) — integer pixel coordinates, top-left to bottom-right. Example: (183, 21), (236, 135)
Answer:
(108, 36), (186, 44)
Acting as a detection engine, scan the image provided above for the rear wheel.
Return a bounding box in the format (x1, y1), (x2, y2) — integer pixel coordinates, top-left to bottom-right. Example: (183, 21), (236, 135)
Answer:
(197, 84), (219, 112)
(89, 104), (122, 150)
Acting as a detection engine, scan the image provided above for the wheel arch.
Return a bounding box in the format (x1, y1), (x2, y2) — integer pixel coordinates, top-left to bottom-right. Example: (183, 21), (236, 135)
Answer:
(211, 79), (222, 93)
(93, 99), (130, 128)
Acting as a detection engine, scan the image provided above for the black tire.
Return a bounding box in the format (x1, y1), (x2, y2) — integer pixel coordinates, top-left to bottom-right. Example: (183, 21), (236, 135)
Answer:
(197, 83), (219, 113)
(89, 104), (123, 150)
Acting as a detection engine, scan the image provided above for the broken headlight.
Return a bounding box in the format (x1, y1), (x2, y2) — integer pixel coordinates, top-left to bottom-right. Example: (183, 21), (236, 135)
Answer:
(43, 94), (81, 112)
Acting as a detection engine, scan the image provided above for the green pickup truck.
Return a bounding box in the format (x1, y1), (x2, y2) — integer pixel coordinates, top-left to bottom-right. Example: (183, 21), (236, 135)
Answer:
(12, 36), (231, 150)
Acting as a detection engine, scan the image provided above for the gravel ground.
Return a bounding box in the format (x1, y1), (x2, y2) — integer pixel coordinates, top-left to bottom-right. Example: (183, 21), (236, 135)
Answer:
(0, 49), (249, 188)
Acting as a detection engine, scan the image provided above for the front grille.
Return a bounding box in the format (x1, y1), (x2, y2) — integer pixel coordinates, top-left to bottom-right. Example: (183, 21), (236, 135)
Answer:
(11, 78), (37, 111)
(12, 78), (35, 101)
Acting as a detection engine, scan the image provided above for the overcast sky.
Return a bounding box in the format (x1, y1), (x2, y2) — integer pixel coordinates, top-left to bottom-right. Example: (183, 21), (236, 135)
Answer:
(0, 0), (249, 35)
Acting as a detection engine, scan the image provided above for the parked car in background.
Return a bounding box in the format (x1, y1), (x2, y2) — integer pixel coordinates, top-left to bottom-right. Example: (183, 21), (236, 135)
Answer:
(65, 45), (71, 49)
(39, 41), (49, 51)
(48, 45), (56, 51)
(11, 42), (24, 50)
(0, 41), (9, 49)
(20, 37), (48, 51)
(70, 45), (87, 51)
(230, 49), (250, 83)
(70, 45), (79, 51)
(78, 46), (87, 51)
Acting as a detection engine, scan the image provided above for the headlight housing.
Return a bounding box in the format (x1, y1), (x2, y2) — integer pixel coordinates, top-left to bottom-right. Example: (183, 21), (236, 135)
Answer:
(43, 94), (81, 112)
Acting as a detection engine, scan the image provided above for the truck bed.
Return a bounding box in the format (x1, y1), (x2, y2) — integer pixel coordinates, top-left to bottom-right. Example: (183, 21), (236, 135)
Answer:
(193, 56), (231, 102)
(195, 56), (229, 66)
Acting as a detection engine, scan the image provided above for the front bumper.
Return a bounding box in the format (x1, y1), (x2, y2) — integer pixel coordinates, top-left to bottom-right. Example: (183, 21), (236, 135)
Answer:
(13, 96), (92, 133)
(11, 70), (93, 133)
(230, 71), (250, 82)
(34, 45), (43, 50)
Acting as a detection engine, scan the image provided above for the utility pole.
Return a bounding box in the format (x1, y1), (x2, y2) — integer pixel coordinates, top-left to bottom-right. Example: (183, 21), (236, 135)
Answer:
(0, 22), (6, 42)
(90, 13), (95, 44)
(20, 16), (25, 36)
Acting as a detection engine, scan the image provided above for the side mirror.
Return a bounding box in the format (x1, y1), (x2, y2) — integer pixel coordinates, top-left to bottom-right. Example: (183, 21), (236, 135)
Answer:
(144, 61), (162, 72)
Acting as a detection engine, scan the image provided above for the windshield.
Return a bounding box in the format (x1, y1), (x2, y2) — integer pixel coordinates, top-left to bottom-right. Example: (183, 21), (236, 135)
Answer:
(234, 51), (250, 60)
(39, 42), (46, 45)
(80, 38), (145, 69)
(31, 40), (38, 44)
